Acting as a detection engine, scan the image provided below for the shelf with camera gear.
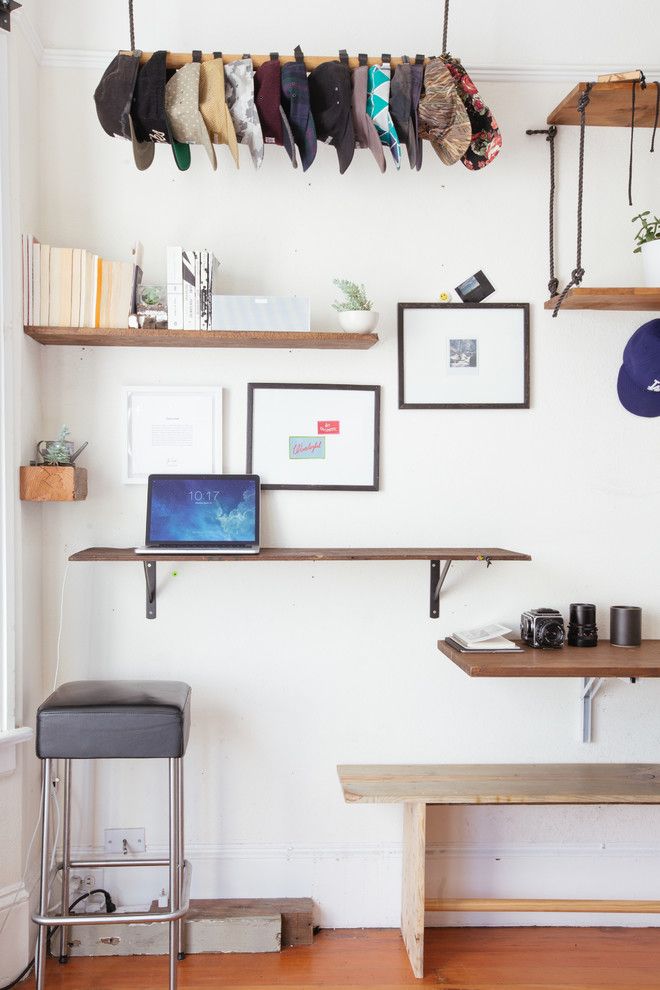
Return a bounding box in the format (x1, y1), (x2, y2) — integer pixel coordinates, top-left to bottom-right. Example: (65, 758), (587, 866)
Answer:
(438, 629), (660, 743)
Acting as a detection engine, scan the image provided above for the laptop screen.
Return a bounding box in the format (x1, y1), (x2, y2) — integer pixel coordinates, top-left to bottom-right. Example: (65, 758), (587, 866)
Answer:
(146, 475), (260, 547)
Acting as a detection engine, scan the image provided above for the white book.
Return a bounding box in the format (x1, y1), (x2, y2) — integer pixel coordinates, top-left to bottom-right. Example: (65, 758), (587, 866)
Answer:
(451, 634), (519, 652)
(21, 235), (28, 325)
(199, 249), (209, 329)
(32, 242), (41, 326)
(78, 250), (87, 328)
(166, 246), (183, 330)
(182, 249), (197, 330)
(70, 248), (82, 328)
(40, 244), (50, 326)
(453, 623), (512, 646)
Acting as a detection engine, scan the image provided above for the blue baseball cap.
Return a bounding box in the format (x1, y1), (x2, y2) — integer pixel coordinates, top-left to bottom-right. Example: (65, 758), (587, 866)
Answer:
(617, 319), (660, 417)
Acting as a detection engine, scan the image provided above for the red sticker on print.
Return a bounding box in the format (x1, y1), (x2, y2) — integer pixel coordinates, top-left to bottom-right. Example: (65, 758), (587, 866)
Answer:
(318, 421), (340, 434)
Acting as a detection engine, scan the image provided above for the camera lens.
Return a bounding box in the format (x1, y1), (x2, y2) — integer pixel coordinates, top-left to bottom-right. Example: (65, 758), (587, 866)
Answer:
(542, 621), (565, 647)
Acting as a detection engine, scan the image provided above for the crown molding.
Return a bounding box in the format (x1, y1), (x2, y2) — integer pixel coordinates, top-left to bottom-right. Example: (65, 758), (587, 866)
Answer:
(32, 48), (660, 84)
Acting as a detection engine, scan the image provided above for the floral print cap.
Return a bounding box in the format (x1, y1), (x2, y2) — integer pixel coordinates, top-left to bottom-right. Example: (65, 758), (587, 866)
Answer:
(442, 55), (502, 170)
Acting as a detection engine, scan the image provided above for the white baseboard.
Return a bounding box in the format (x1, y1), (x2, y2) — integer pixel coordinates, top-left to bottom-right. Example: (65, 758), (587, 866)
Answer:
(0, 882), (31, 983)
(69, 841), (660, 929)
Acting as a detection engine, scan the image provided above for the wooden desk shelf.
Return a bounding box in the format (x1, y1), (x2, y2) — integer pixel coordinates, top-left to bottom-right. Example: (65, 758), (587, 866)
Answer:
(69, 546), (531, 620)
(437, 638), (660, 678)
(548, 81), (660, 128)
(543, 288), (660, 312)
(24, 326), (378, 350)
(438, 638), (660, 743)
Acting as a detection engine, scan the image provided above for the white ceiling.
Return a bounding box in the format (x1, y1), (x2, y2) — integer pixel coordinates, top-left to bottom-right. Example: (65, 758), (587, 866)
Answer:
(28, 0), (660, 71)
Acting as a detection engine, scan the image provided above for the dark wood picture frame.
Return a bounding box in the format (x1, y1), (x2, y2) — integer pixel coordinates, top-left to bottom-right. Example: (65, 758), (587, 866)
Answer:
(397, 302), (530, 410)
(246, 383), (381, 491)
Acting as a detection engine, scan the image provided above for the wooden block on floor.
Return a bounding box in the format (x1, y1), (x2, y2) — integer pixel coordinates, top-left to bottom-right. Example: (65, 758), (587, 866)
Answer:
(187, 898), (314, 947)
(68, 912), (281, 957)
(19, 465), (87, 501)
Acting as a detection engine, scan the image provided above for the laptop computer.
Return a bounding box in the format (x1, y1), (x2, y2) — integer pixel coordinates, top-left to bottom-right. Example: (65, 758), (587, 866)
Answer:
(135, 474), (260, 555)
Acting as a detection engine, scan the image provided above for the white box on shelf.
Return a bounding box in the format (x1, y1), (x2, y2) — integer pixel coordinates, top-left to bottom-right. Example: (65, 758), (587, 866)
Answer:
(211, 295), (310, 332)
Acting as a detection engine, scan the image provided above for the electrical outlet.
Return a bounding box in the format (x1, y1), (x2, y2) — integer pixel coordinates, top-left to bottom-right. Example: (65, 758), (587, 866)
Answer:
(82, 873), (96, 890)
(104, 828), (145, 856)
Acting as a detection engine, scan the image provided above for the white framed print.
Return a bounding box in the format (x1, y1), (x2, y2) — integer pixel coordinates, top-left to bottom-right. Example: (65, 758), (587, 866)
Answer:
(123, 386), (223, 484)
(398, 303), (530, 409)
(246, 383), (380, 491)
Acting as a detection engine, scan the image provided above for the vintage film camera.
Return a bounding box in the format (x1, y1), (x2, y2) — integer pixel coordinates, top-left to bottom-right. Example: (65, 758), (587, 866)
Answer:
(520, 608), (565, 649)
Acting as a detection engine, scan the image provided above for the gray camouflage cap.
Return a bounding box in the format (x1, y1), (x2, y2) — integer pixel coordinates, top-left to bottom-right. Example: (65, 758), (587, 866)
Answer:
(224, 57), (264, 169)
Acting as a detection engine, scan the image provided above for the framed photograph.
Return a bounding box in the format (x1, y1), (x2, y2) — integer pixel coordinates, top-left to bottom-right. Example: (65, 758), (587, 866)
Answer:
(246, 383), (380, 491)
(398, 303), (530, 409)
(123, 386), (223, 484)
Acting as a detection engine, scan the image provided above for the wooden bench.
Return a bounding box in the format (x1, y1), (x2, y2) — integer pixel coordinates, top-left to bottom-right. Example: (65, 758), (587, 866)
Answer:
(337, 763), (660, 978)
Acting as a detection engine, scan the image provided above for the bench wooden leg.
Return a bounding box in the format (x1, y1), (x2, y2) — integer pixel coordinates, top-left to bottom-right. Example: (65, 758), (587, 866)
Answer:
(401, 801), (426, 978)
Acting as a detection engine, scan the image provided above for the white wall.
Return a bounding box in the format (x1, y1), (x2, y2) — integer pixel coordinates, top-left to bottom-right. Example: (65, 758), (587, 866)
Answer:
(0, 1), (45, 979)
(21, 0), (660, 930)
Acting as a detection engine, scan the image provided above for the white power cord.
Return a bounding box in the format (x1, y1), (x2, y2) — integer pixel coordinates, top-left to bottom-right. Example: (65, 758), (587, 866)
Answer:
(52, 561), (70, 692)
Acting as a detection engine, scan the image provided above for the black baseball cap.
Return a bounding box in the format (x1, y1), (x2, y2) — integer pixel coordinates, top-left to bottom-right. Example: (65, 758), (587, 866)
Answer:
(94, 51), (141, 140)
(130, 50), (191, 171)
(308, 60), (355, 174)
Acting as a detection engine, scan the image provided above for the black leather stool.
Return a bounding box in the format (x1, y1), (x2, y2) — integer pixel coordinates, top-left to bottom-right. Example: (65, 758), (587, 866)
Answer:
(34, 680), (191, 990)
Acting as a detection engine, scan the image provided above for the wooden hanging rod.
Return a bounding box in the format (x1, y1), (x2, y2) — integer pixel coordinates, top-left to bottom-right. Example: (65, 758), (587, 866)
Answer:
(121, 51), (433, 70)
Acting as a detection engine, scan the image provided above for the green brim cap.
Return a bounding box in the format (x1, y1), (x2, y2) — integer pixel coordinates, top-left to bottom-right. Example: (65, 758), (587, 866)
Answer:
(171, 139), (191, 171)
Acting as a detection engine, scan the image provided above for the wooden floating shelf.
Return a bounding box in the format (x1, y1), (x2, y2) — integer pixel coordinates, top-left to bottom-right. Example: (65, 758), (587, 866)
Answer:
(19, 465), (87, 502)
(70, 546), (529, 564)
(437, 638), (660, 678)
(69, 546), (531, 620)
(543, 287), (660, 311)
(24, 326), (379, 350)
(548, 81), (660, 128)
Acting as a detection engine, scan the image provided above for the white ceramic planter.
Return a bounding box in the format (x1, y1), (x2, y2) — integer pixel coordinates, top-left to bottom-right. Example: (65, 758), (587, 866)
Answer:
(337, 310), (379, 334)
(640, 239), (660, 286)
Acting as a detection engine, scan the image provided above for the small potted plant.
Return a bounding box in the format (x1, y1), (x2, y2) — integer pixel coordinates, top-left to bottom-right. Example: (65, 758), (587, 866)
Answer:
(633, 211), (660, 286)
(332, 278), (379, 334)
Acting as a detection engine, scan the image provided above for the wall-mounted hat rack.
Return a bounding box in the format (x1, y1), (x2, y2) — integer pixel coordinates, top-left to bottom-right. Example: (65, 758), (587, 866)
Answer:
(122, 52), (434, 69)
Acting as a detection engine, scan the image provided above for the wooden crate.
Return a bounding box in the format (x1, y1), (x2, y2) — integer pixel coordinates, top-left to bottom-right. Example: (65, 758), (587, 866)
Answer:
(19, 466), (87, 501)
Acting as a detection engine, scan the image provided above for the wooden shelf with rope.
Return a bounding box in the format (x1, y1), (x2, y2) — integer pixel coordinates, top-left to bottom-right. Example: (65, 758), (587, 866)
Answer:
(543, 287), (660, 311)
(548, 79), (659, 128)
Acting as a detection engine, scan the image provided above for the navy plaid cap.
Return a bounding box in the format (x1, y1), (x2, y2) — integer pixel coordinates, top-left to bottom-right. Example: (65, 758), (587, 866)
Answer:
(281, 60), (317, 171)
(409, 61), (424, 171)
(390, 62), (416, 167)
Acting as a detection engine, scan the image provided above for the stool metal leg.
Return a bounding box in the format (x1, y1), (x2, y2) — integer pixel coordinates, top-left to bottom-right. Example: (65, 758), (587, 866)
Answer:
(168, 758), (180, 990)
(59, 759), (72, 963)
(35, 759), (52, 990)
(176, 758), (185, 960)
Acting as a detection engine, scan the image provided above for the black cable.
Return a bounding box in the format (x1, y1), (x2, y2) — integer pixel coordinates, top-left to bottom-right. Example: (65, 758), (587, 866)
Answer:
(0, 890), (116, 990)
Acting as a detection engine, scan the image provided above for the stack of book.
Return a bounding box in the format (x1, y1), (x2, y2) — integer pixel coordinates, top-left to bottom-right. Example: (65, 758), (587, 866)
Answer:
(22, 235), (139, 329)
(166, 247), (220, 331)
(446, 624), (523, 653)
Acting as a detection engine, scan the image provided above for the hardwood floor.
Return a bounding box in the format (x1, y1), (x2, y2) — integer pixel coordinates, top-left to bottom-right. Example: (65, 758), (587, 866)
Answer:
(26, 927), (660, 989)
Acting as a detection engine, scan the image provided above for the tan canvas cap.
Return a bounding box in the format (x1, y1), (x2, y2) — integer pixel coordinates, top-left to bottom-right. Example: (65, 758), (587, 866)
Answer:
(199, 55), (240, 168)
(418, 58), (471, 166)
(165, 58), (217, 171)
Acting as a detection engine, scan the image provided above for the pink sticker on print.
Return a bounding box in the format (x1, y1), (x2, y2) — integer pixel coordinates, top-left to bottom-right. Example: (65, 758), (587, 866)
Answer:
(318, 420), (340, 435)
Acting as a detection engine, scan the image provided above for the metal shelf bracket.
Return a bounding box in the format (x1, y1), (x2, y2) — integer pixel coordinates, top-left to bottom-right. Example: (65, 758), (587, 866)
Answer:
(429, 560), (452, 618)
(144, 561), (157, 619)
(429, 555), (493, 618)
(581, 676), (637, 743)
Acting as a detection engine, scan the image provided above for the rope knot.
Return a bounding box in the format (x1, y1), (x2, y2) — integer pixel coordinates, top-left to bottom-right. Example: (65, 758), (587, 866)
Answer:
(571, 266), (585, 285)
(548, 277), (559, 297)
